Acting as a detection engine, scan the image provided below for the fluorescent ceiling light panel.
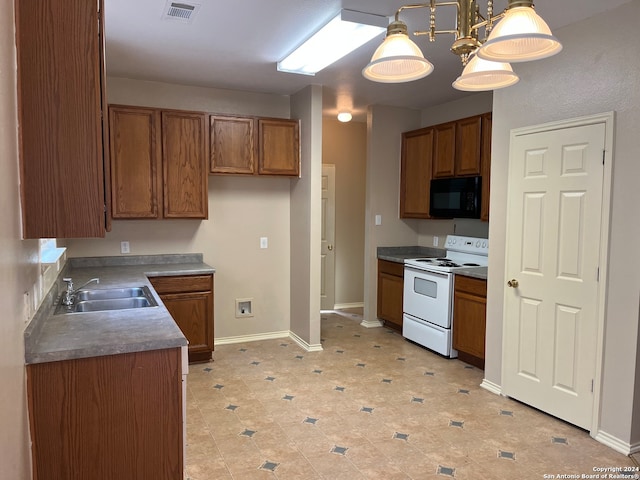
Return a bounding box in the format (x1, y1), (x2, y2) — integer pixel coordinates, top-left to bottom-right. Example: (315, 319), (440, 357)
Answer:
(277, 9), (388, 76)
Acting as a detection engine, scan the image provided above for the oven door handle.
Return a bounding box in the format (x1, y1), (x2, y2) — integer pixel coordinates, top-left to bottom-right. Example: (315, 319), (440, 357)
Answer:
(404, 266), (450, 279)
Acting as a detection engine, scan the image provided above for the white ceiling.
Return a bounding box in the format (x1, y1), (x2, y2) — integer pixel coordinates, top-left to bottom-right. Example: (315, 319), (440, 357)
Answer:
(104, 0), (630, 120)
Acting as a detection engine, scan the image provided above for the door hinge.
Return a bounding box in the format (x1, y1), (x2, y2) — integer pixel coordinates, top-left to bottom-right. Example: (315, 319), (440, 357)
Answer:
(596, 267), (600, 281)
(591, 379), (594, 393)
(602, 150), (605, 165)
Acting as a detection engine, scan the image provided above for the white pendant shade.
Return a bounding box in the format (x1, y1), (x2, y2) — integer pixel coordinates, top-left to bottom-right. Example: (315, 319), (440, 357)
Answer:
(362, 28), (434, 83)
(477, 6), (562, 62)
(452, 55), (519, 91)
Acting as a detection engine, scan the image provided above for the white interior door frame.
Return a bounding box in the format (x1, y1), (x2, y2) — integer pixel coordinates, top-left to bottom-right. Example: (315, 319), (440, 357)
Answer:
(502, 111), (615, 435)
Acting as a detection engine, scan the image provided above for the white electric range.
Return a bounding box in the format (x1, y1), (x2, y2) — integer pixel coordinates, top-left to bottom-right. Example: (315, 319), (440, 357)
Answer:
(402, 235), (488, 357)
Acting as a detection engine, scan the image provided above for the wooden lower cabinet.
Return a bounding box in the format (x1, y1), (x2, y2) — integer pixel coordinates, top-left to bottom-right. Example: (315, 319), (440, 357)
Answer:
(377, 259), (404, 332)
(150, 274), (214, 363)
(453, 275), (487, 369)
(27, 348), (183, 480)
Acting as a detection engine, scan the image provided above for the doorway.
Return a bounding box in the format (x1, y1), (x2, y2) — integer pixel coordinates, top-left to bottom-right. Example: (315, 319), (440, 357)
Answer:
(502, 112), (613, 432)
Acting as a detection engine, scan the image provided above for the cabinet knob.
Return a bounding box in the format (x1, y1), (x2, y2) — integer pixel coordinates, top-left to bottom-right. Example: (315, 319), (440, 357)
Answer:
(327, 244), (333, 251)
(507, 279), (519, 288)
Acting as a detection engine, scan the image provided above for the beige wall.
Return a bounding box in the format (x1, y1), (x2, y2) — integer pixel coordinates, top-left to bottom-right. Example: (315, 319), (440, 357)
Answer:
(363, 105), (422, 324)
(290, 85), (323, 347)
(68, 78), (294, 340)
(322, 118), (366, 307)
(0, 0), (38, 476)
(486, 1), (640, 447)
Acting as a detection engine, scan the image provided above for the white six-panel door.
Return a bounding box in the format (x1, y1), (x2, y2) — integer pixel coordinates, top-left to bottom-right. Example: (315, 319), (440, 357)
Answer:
(503, 118), (607, 430)
(321, 164), (336, 310)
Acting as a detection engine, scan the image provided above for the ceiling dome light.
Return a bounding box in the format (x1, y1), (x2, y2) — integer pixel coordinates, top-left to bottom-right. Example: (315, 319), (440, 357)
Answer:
(362, 21), (434, 83)
(477, 4), (562, 63)
(452, 54), (519, 91)
(337, 112), (353, 122)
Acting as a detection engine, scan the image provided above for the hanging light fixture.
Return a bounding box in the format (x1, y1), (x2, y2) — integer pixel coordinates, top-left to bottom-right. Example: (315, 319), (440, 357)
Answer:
(363, 0), (561, 90)
(452, 54), (519, 91)
(477, 1), (562, 62)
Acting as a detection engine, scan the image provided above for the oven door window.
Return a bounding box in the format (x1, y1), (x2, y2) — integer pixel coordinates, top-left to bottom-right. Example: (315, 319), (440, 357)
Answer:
(414, 277), (437, 298)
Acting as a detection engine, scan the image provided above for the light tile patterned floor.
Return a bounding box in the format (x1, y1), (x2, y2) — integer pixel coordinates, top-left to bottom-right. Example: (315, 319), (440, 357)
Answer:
(185, 309), (637, 479)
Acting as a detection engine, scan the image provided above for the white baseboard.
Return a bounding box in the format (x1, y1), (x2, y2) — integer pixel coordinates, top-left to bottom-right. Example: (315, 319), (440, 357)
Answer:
(289, 331), (323, 352)
(333, 302), (364, 310)
(594, 430), (636, 455)
(480, 379), (502, 396)
(214, 331), (290, 345)
(360, 319), (384, 328)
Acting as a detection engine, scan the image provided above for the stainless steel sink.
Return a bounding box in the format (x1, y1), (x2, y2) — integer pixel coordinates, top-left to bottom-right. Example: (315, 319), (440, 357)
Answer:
(74, 287), (148, 301)
(55, 285), (158, 315)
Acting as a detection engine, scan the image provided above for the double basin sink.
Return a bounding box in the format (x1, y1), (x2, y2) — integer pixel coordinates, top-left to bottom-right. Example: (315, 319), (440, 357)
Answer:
(55, 286), (158, 315)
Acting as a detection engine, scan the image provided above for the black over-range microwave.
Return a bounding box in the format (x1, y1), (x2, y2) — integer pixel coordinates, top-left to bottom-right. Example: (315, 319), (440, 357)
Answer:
(429, 176), (481, 219)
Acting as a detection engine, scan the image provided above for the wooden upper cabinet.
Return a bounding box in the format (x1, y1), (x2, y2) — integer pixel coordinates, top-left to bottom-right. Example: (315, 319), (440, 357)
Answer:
(481, 112), (492, 221)
(258, 118), (301, 176)
(109, 106), (161, 219)
(432, 122), (456, 178)
(432, 116), (482, 178)
(162, 111), (209, 219)
(400, 127), (434, 219)
(16, 0), (107, 238)
(210, 115), (255, 174)
(455, 115), (482, 176)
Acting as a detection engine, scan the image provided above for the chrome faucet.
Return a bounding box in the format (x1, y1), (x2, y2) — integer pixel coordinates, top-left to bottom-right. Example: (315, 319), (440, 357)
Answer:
(61, 277), (99, 306)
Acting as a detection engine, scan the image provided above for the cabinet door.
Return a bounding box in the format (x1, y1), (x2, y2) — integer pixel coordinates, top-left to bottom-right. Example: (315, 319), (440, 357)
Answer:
(400, 128), (434, 218)
(16, 0), (106, 238)
(455, 115), (482, 176)
(432, 122), (456, 178)
(27, 349), (183, 479)
(150, 275), (214, 364)
(258, 118), (300, 176)
(161, 291), (214, 363)
(162, 111), (209, 218)
(480, 112), (492, 221)
(453, 276), (487, 368)
(210, 115), (255, 174)
(109, 106), (161, 218)
(377, 260), (404, 331)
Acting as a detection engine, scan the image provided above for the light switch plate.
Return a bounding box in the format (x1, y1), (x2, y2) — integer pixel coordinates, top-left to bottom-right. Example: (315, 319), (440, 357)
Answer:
(120, 241), (130, 254)
(260, 237), (268, 249)
(375, 214), (382, 225)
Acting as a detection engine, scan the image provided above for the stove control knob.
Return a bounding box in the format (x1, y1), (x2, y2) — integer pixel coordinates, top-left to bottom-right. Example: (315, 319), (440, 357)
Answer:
(476, 240), (481, 247)
(482, 241), (487, 248)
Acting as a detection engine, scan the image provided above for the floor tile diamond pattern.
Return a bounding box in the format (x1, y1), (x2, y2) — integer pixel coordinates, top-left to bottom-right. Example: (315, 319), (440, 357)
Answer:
(185, 309), (635, 479)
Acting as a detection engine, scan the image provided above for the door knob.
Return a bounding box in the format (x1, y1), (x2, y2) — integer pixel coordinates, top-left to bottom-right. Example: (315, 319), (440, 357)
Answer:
(507, 279), (519, 288)
(327, 244), (333, 251)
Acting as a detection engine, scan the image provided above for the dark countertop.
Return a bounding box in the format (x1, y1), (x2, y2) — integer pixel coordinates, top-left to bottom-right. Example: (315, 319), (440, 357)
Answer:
(377, 246), (488, 280)
(24, 254), (215, 365)
(377, 245), (446, 264)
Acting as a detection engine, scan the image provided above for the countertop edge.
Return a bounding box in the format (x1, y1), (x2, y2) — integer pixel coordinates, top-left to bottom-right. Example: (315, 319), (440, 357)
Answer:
(25, 255), (214, 365)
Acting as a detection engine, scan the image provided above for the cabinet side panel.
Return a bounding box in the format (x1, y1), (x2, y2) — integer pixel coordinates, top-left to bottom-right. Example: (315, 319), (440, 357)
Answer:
(27, 349), (183, 480)
(16, 0), (105, 238)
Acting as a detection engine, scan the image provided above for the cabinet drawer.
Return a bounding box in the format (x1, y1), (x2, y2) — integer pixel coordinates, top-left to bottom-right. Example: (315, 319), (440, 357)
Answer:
(149, 274), (213, 294)
(454, 275), (486, 296)
(378, 259), (404, 277)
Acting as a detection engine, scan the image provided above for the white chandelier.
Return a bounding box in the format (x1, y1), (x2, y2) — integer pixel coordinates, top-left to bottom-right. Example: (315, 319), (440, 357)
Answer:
(362, 0), (562, 91)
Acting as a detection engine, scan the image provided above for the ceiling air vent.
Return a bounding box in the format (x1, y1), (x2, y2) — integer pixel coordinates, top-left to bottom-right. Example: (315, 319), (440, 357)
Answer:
(162, 1), (201, 24)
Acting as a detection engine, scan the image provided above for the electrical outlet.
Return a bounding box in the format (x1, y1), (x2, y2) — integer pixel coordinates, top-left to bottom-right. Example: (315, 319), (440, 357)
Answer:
(120, 241), (130, 254)
(260, 237), (268, 249)
(433, 236), (439, 247)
